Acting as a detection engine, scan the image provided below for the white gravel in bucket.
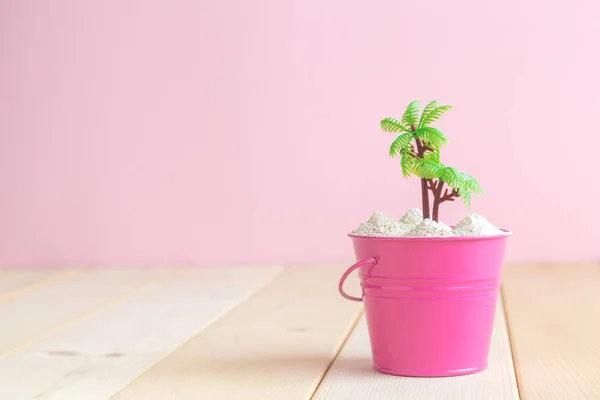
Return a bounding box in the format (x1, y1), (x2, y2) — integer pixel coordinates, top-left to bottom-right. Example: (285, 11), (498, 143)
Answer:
(405, 218), (455, 237)
(351, 212), (412, 237)
(351, 210), (507, 238)
(452, 214), (507, 236)
(398, 208), (423, 227)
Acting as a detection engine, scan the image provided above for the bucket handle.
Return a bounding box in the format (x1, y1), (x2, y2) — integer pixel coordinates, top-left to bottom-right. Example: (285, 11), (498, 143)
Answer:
(338, 257), (377, 302)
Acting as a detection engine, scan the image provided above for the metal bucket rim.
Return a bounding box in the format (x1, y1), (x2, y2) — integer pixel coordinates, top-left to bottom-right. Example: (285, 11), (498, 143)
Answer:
(348, 228), (512, 242)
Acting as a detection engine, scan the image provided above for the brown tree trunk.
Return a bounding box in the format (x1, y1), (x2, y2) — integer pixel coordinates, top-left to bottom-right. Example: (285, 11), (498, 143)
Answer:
(432, 182), (460, 222)
(413, 133), (431, 219)
(420, 179), (430, 219)
(432, 180), (445, 222)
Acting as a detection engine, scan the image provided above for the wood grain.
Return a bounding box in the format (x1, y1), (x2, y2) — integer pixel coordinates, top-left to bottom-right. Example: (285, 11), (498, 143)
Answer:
(313, 298), (519, 400)
(0, 270), (82, 302)
(111, 266), (363, 400)
(502, 263), (600, 400)
(0, 268), (175, 358)
(0, 269), (55, 296)
(2, 263), (595, 399)
(0, 266), (282, 400)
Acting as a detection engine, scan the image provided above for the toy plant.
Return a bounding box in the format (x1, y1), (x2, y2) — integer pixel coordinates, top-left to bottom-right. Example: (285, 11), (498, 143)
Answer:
(380, 100), (482, 222)
(339, 100), (511, 378)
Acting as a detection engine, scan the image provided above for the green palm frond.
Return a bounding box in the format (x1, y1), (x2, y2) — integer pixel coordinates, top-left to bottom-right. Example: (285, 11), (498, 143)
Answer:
(419, 105), (452, 127)
(439, 167), (483, 208)
(412, 158), (443, 179)
(380, 117), (408, 133)
(418, 101), (438, 128)
(401, 101), (421, 127)
(389, 133), (414, 157)
(461, 190), (473, 208)
(421, 149), (440, 164)
(439, 167), (463, 191)
(415, 127), (449, 149)
(460, 172), (483, 195)
(399, 148), (416, 178)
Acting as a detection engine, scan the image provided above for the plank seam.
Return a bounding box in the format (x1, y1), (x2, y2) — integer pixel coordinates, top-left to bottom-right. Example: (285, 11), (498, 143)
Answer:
(0, 270), (86, 303)
(0, 268), (186, 361)
(501, 284), (523, 400)
(309, 307), (364, 400)
(108, 266), (286, 400)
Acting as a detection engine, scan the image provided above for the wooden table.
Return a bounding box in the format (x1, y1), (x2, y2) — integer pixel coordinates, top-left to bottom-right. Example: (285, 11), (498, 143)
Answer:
(0, 264), (598, 399)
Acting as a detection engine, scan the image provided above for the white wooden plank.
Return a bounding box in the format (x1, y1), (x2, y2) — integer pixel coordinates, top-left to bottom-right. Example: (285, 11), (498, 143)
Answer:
(0, 269), (56, 296)
(502, 263), (600, 400)
(313, 298), (520, 400)
(110, 266), (363, 400)
(0, 266), (282, 400)
(0, 268), (176, 359)
(0, 270), (82, 301)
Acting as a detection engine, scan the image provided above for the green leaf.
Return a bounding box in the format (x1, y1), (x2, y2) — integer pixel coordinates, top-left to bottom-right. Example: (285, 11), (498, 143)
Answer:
(419, 105), (452, 127)
(421, 149), (441, 164)
(439, 167), (463, 191)
(439, 166), (483, 209)
(412, 158), (443, 179)
(400, 148), (416, 178)
(389, 133), (414, 157)
(401, 101), (421, 128)
(460, 172), (483, 195)
(419, 101), (438, 128)
(415, 127), (449, 149)
(380, 118), (408, 133)
(461, 190), (472, 208)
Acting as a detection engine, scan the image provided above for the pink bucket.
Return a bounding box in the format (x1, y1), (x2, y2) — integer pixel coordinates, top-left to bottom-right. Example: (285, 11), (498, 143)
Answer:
(339, 232), (510, 377)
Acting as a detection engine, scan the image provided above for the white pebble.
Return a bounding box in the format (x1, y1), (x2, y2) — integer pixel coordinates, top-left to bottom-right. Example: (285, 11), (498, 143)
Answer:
(398, 208), (423, 228)
(352, 212), (411, 237)
(405, 218), (455, 237)
(351, 210), (508, 238)
(452, 214), (506, 236)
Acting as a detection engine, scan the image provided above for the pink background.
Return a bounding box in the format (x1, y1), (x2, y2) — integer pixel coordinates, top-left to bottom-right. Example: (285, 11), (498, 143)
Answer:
(1, 0), (599, 267)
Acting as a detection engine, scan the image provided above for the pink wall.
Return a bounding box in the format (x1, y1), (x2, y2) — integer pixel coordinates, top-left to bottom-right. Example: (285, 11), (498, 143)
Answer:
(1, 0), (599, 267)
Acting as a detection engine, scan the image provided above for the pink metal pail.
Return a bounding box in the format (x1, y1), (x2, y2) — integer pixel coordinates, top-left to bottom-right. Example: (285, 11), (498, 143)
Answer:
(339, 232), (510, 377)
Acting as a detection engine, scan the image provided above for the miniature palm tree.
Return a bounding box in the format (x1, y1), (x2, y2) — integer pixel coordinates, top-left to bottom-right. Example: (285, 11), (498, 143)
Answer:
(380, 100), (482, 222)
